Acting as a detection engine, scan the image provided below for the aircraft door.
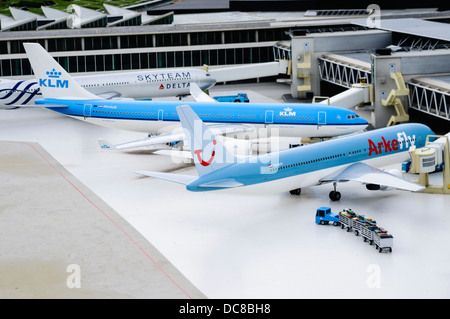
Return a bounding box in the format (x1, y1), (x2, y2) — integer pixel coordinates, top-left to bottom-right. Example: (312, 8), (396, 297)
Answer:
(158, 109), (164, 121)
(318, 111), (326, 126)
(265, 110), (274, 124)
(83, 104), (92, 118)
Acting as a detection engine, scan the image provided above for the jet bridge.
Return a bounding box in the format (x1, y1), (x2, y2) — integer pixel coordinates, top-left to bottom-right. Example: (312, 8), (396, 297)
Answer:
(314, 83), (372, 109)
(308, 52), (373, 109)
(409, 133), (450, 195)
(318, 53), (372, 89)
(289, 20), (450, 128)
(407, 75), (450, 122)
(315, 53), (374, 109)
(207, 60), (289, 83)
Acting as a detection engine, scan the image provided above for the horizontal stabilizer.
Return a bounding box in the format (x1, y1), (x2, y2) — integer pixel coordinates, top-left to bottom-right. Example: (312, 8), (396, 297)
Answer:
(321, 162), (425, 192)
(154, 148), (251, 160)
(198, 179), (243, 188)
(135, 170), (196, 185)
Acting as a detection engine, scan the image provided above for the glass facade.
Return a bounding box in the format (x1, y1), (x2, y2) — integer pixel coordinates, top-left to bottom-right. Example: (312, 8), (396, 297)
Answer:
(0, 26), (290, 77)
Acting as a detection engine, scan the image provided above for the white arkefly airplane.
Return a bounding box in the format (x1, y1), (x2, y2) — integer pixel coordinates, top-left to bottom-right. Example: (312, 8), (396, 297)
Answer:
(136, 105), (433, 200)
(0, 66), (215, 108)
(22, 43), (368, 152)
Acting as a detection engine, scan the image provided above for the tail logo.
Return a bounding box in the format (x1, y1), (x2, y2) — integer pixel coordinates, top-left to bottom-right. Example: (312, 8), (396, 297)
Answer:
(47, 69), (62, 78)
(38, 68), (68, 89)
(0, 80), (42, 105)
(194, 139), (216, 167)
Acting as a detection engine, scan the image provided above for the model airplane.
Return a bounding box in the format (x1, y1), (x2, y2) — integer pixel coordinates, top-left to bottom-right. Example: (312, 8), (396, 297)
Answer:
(0, 66), (215, 108)
(23, 43), (368, 151)
(136, 105), (433, 200)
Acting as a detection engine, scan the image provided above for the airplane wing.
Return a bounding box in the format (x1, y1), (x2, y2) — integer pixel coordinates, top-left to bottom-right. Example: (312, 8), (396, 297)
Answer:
(98, 131), (186, 150)
(154, 150), (193, 159)
(209, 124), (254, 135)
(320, 162), (425, 192)
(97, 92), (122, 99)
(190, 82), (217, 102)
(99, 124), (254, 151)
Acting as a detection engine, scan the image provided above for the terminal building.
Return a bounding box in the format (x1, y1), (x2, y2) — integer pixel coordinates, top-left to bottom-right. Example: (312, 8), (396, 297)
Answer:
(1, 3), (450, 128)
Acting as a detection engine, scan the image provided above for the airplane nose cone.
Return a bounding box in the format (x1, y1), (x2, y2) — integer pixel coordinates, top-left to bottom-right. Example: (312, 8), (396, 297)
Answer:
(357, 118), (369, 131)
(360, 117), (369, 126)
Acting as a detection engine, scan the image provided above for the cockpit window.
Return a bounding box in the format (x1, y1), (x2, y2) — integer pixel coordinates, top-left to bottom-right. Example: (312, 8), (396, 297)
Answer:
(346, 114), (360, 119)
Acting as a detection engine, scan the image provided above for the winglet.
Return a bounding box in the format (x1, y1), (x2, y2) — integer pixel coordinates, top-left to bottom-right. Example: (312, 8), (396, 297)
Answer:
(23, 43), (99, 100)
(189, 82), (217, 102)
(176, 105), (236, 176)
(98, 138), (117, 150)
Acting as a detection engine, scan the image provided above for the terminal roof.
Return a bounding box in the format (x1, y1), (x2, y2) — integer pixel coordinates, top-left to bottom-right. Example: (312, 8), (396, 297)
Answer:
(351, 18), (450, 42)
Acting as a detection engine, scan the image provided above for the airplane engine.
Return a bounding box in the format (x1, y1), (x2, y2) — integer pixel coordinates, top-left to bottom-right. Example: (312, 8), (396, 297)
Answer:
(366, 169), (403, 191)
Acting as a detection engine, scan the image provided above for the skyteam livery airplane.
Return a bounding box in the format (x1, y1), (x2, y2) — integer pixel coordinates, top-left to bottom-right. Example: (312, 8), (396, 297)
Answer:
(136, 105), (433, 200)
(0, 67), (215, 108)
(23, 43), (368, 150)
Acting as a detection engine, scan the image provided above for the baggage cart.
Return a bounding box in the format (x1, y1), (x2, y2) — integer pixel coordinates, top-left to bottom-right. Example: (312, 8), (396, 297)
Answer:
(338, 209), (356, 232)
(362, 225), (379, 245)
(353, 217), (376, 236)
(327, 208), (394, 253)
(374, 230), (393, 253)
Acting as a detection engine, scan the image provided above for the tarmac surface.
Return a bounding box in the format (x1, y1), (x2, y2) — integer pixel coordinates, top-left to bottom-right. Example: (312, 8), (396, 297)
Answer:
(0, 141), (205, 299)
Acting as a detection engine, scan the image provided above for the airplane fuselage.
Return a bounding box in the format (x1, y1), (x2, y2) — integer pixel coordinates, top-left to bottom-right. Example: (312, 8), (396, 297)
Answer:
(0, 68), (215, 107)
(186, 123), (434, 193)
(36, 98), (368, 138)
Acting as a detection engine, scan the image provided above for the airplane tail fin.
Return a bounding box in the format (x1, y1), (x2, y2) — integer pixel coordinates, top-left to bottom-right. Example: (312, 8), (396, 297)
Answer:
(176, 105), (236, 176)
(23, 43), (99, 100)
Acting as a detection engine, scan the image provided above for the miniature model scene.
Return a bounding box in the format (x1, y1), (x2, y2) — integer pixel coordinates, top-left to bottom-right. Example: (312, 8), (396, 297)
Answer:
(0, 2), (449, 300)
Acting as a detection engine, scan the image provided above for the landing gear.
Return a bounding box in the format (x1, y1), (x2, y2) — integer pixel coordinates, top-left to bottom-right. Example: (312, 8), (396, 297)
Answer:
(329, 182), (341, 201)
(166, 140), (184, 149)
(329, 191), (341, 201)
(289, 188), (301, 195)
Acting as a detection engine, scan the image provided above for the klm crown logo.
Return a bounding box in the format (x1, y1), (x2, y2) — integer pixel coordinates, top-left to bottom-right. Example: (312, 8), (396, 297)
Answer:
(46, 69), (62, 78)
(39, 68), (68, 89)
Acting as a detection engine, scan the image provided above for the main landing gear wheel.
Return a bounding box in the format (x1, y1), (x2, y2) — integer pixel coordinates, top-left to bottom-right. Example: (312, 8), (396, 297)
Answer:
(329, 191), (341, 201)
(329, 182), (341, 201)
(289, 188), (301, 195)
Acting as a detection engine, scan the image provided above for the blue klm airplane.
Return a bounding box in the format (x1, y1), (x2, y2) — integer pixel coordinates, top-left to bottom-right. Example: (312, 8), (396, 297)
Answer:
(135, 105), (433, 200)
(23, 43), (368, 151)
